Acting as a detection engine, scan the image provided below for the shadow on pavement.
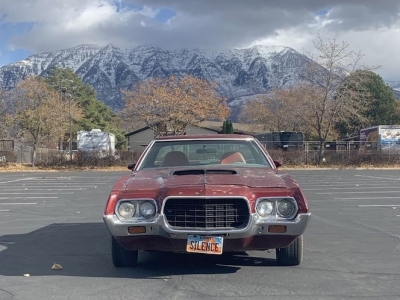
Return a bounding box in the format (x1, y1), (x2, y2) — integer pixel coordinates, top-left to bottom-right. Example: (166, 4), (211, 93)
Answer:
(0, 223), (277, 279)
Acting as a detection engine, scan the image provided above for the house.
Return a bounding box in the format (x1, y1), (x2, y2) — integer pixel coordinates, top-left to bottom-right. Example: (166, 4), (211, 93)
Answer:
(125, 121), (262, 152)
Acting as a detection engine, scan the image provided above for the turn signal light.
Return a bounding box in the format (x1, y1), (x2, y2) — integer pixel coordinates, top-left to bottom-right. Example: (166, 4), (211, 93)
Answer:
(268, 225), (287, 233)
(128, 226), (146, 234)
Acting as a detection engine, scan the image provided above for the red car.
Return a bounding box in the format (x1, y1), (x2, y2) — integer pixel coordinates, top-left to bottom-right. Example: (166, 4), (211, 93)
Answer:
(103, 134), (311, 267)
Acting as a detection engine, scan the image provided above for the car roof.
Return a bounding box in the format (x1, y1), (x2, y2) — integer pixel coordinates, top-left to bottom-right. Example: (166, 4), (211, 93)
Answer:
(154, 134), (255, 141)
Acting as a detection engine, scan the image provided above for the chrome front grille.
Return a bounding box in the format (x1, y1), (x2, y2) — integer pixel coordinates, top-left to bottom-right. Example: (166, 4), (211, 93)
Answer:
(163, 197), (249, 229)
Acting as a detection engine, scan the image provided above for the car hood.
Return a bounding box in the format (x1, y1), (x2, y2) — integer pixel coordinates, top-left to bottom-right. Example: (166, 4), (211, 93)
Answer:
(123, 167), (287, 190)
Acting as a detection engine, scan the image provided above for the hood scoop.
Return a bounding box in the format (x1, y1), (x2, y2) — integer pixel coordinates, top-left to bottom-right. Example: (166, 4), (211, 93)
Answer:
(173, 169), (238, 176)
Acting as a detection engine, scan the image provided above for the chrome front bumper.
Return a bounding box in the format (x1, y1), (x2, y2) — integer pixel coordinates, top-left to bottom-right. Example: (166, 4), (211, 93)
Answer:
(103, 212), (311, 239)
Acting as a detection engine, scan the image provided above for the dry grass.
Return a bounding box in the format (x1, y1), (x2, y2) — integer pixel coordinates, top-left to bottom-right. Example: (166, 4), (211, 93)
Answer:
(1, 163), (400, 172)
(0, 163), (128, 172)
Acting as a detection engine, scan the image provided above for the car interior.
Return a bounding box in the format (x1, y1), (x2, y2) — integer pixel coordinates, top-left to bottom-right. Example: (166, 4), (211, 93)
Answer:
(219, 151), (246, 164)
(161, 150), (190, 167)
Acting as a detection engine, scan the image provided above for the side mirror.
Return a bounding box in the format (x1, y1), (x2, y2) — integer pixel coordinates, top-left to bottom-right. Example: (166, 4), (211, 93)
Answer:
(273, 160), (283, 168)
(127, 163), (136, 171)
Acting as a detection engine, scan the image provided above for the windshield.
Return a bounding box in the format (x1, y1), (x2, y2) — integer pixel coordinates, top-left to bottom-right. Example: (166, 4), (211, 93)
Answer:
(138, 139), (272, 170)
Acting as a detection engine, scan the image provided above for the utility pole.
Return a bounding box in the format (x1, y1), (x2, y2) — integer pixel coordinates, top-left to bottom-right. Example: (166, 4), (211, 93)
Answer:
(59, 79), (74, 166)
(67, 92), (73, 166)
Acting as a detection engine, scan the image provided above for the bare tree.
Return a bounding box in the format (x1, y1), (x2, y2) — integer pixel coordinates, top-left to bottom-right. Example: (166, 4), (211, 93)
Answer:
(240, 88), (307, 132)
(122, 75), (230, 136)
(241, 35), (373, 163)
(296, 35), (371, 162)
(5, 77), (83, 166)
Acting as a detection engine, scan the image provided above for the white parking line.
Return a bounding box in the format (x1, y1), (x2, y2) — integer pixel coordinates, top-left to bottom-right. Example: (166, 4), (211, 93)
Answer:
(355, 175), (400, 181)
(0, 203), (37, 205)
(0, 209), (10, 212)
(0, 188), (87, 191)
(2, 185), (103, 188)
(358, 205), (400, 207)
(304, 186), (400, 191)
(0, 196), (58, 199)
(317, 191), (400, 194)
(304, 182), (396, 185)
(335, 197), (400, 200)
(0, 178), (36, 184)
(12, 183), (108, 185)
(303, 184), (397, 189)
(0, 192), (73, 195)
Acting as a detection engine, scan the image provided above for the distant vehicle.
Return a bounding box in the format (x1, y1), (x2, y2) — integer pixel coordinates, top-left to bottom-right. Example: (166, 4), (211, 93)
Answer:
(77, 129), (116, 156)
(103, 134), (311, 267)
(255, 131), (304, 150)
(360, 125), (400, 151)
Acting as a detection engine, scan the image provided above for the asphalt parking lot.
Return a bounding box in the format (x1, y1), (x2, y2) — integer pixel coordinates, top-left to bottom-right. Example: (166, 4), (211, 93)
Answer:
(0, 169), (399, 300)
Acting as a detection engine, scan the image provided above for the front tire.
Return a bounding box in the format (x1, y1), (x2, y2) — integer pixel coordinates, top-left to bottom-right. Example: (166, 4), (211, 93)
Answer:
(276, 235), (303, 266)
(111, 237), (138, 267)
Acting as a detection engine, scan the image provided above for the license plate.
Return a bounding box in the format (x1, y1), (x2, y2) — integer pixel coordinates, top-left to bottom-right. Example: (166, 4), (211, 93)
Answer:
(186, 235), (223, 255)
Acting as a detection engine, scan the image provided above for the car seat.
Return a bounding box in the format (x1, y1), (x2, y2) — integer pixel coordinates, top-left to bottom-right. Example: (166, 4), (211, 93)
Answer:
(220, 151), (246, 164)
(162, 151), (190, 167)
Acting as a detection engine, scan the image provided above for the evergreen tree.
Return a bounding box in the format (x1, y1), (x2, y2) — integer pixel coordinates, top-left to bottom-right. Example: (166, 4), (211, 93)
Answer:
(44, 67), (127, 149)
(222, 119), (234, 133)
(335, 70), (400, 138)
(366, 72), (399, 125)
(226, 120), (234, 134)
(222, 120), (227, 133)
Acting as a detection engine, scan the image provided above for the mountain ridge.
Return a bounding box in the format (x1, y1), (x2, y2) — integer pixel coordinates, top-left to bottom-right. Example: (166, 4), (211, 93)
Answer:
(5, 44), (394, 119)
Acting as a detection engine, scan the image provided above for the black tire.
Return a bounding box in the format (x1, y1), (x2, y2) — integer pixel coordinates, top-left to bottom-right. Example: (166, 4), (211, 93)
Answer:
(276, 235), (303, 266)
(111, 237), (138, 267)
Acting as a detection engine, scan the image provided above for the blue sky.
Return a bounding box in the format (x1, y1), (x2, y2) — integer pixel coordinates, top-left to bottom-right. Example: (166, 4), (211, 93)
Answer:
(0, 1), (177, 66)
(0, 22), (32, 65)
(1, 0), (400, 81)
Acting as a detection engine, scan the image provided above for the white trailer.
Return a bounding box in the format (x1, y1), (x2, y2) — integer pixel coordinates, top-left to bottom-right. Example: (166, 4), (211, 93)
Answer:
(77, 129), (116, 156)
(360, 125), (400, 151)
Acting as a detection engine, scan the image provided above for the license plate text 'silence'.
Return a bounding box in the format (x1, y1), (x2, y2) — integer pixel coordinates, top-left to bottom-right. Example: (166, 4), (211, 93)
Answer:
(186, 235), (223, 255)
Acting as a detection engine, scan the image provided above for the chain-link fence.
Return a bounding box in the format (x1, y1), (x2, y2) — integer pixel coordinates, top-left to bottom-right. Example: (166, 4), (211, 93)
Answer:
(33, 148), (142, 167)
(2, 140), (400, 167)
(0, 144), (142, 167)
(262, 141), (400, 166)
(1, 141), (32, 165)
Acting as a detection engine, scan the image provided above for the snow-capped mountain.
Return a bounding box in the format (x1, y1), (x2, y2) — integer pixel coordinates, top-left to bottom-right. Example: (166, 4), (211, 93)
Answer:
(0, 44), (313, 114)
(386, 81), (400, 99)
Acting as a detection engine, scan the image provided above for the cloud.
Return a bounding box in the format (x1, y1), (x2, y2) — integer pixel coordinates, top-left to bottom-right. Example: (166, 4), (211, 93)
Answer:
(1, 0), (400, 80)
(2, 0), (156, 52)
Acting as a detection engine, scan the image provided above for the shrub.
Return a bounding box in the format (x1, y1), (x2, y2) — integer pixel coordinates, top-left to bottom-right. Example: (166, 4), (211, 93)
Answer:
(0, 151), (17, 166)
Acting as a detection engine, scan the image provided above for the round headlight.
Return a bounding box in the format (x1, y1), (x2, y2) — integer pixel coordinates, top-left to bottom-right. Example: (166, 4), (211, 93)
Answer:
(256, 200), (274, 217)
(277, 199), (296, 218)
(139, 201), (156, 218)
(118, 202), (135, 219)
